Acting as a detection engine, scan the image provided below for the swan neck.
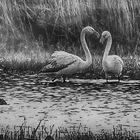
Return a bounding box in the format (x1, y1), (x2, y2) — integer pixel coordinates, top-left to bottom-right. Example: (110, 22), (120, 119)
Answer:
(103, 35), (112, 61)
(80, 31), (92, 65)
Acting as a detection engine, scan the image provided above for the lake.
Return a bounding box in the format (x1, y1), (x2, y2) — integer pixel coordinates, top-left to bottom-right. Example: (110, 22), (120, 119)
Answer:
(0, 72), (140, 134)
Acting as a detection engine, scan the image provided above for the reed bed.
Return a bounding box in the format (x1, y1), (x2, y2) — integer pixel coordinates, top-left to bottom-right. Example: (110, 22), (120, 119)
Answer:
(0, 47), (140, 79)
(1, 0), (140, 51)
(0, 121), (139, 140)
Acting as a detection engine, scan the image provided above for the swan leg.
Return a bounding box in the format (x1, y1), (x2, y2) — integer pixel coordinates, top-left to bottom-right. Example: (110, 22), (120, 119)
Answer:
(62, 75), (66, 83)
(105, 74), (109, 83)
(118, 74), (120, 82)
(106, 78), (109, 83)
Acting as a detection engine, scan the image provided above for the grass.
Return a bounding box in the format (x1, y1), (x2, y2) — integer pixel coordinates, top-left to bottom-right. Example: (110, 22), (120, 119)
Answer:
(0, 35), (50, 73)
(0, 37), (140, 79)
(0, 37), (140, 80)
(0, 121), (139, 140)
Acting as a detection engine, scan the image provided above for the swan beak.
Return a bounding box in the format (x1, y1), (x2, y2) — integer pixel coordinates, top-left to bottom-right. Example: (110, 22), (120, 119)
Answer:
(99, 37), (104, 44)
(95, 31), (100, 39)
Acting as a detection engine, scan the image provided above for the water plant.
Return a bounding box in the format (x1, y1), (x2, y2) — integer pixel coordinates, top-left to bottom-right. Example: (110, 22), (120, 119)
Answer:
(0, 122), (139, 140)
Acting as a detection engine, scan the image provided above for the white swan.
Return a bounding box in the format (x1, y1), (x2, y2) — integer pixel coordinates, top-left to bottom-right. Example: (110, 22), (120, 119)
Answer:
(100, 31), (124, 82)
(41, 26), (100, 82)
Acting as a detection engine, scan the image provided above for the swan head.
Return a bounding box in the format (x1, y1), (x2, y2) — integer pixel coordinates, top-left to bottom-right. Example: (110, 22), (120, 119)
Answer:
(100, 31), (111, 44)
(82, 26), (100, 38)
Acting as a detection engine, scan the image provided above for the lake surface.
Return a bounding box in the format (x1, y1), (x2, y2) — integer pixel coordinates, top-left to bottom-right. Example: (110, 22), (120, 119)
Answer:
(0, 72), (140, 133)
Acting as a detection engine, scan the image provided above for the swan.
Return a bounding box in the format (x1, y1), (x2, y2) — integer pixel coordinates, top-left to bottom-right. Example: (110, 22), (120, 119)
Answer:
(40, 26), (100, 82)
(100, 31), (124, 82)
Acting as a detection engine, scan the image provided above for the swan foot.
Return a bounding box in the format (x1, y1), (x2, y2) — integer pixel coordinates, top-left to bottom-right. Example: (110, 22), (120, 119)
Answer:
(52, 76), (66, 83)
(52, 77), (57, 82)
(118, 75), (121, 82)
(106, 79), (109, 83)
(105, 74), (109, 83)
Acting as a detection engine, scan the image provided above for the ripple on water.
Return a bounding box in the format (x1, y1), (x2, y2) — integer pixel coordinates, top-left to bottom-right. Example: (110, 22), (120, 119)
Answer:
(0, 74), (140, 132)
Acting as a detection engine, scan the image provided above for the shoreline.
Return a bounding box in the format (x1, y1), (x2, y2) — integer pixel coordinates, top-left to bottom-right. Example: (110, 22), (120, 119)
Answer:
(0, 52), (140, 80)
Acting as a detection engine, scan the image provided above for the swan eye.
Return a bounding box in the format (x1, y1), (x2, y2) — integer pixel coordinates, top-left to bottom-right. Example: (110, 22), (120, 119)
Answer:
(88, 28), (94, 34)
(104, 34), (108, 39)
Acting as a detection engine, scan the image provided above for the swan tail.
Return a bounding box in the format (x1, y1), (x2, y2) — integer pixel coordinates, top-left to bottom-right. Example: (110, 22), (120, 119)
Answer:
(40, 60), (76, 73)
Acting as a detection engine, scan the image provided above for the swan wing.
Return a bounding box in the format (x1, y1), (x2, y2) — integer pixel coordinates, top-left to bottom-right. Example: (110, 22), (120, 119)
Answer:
(117, 56), (124, 66)
(103, 55), (124, 75)
(41, 51), (79, 72)
(106, 55), (124, 66)
(110, 55), (124, 67)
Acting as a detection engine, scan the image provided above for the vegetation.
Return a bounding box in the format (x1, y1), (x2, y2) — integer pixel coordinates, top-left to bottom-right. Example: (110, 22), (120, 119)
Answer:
(0, 1), (140, 139)
(0, 0), (140, 76)
(0, 122), (139, 140)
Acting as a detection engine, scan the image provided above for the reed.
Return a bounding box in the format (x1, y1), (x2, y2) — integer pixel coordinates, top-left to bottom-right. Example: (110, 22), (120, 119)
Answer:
(0, 123), (139, 140)
(0, 0), (140, 78)
(0, 0), (140, 52)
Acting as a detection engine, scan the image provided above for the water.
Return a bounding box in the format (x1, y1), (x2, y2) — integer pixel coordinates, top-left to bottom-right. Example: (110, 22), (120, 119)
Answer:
(0, 72), (140, 133)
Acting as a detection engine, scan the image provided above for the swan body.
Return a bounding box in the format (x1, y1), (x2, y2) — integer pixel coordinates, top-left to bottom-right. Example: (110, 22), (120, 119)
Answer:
(100, 31), (124, 82)
(41, 26), (100, 82)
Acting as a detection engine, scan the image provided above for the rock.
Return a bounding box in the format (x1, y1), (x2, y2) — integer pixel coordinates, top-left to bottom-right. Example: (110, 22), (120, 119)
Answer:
(0, 98), (7, 105)
(45, 135), (54, 140)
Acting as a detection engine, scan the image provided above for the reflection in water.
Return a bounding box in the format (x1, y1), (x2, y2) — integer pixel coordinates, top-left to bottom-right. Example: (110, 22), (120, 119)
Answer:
(0, 72), (140, 133)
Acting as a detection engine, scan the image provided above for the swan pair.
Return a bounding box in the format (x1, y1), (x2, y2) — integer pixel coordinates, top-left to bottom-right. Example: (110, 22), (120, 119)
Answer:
(41, 26), (123, 83)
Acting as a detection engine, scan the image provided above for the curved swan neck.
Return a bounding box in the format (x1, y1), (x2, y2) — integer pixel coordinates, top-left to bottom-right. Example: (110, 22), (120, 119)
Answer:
(80, 30), (92, 65)
(103, 34), (112, 61)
